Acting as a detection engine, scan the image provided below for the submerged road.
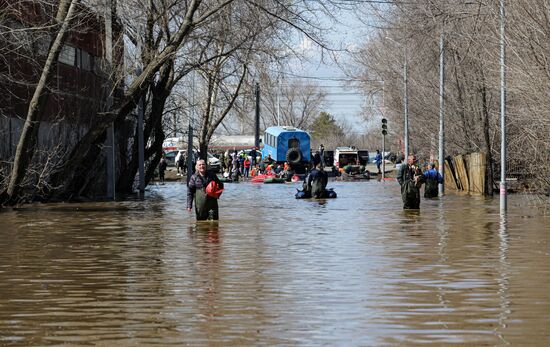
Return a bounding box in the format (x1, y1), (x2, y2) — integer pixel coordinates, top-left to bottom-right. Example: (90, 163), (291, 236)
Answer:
(1, 180), (549, 346)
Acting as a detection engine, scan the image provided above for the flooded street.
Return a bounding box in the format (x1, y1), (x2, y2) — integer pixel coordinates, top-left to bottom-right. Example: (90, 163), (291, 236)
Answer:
(1, 180), (549, 346)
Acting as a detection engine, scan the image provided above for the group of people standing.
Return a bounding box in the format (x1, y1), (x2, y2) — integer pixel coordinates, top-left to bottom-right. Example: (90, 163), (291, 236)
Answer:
(219, 148), (258, 181)
(397, 155), (443, 209)
(186, 149), (444, 221)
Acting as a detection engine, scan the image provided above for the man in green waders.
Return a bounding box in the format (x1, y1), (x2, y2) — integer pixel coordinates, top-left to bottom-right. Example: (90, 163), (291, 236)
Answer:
(187, 159), (224, 220)
(397, 155), (424, 209)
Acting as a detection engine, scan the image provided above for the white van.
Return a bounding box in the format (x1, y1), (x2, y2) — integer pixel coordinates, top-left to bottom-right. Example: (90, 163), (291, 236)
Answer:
(334, 147), (370, 169)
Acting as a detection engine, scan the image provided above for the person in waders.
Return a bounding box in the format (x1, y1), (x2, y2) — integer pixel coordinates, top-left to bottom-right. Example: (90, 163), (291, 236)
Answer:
(158, 154), (167, 184)
(187, 159), (224, 220)
(303, 155), (328, 198)
(423, 162), (443, 198)
(397, 155), (424, 209)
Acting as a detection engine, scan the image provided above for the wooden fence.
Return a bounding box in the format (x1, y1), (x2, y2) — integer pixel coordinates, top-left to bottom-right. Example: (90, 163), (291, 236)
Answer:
(444, 152), (487, 195)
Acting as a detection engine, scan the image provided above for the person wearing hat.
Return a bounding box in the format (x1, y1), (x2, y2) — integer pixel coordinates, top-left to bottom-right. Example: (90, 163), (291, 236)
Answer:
(187, 159), (224, 220)
(303, 154), (328, 198)
(423, 162), (443, 198)
(397, 155), (424, 209)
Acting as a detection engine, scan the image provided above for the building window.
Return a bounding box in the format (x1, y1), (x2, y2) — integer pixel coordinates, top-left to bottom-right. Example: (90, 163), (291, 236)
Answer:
(58, 45), (75, 66)
(76, 48), (92, 71)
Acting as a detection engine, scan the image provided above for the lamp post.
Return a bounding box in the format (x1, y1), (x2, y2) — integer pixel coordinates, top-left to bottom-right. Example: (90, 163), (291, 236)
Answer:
(499, 0), (507, 212)
(438, 31), (445, 197)
(382, 118), (388, 180)
(385, 37), (409, 158)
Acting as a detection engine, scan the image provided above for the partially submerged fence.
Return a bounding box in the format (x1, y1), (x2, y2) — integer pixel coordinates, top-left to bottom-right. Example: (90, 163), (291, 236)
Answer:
(444, 152), (486, 195)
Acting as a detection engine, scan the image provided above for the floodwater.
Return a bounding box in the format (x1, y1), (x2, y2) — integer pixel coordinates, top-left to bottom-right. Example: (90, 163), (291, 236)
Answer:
(1, 179), (549, 346)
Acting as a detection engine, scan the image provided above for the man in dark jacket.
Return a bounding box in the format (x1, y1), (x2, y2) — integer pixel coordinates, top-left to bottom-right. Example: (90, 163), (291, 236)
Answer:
(397, 155), (424, 209)
(187, 159), (224, 220)
(304, 155), (328, 198)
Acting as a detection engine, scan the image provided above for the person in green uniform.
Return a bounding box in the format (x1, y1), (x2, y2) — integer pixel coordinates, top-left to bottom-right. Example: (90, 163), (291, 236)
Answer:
(187, 159), (224, 220)
(397, 155), (424, 209)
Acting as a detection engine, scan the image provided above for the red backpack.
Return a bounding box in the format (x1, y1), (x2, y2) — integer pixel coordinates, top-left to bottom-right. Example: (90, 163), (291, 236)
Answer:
(205, 180), (224, 199)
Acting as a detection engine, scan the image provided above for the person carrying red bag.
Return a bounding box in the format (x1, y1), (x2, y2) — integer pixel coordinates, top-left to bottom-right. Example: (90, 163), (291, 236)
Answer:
(187, 159), (224, 220)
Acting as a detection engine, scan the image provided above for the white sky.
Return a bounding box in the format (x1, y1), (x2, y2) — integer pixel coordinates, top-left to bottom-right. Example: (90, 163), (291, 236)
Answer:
(280, 8), (371, 134)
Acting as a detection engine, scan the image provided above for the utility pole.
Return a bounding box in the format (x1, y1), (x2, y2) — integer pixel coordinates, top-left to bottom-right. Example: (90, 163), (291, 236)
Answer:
(187, 73), (195, 184)
(382, 118), (388, 181)
(438, 31), (445, 197)
(499, 0), (507, 212)
(276, 81), (281, 126)
(254, 82), (260, 148)
(403, 47), (409, 159)
(385, 37), (408, 159)
(104, 0), (115, 200)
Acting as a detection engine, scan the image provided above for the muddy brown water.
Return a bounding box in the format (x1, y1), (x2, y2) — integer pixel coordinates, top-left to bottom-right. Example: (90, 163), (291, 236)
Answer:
(1, 180), (549, 346)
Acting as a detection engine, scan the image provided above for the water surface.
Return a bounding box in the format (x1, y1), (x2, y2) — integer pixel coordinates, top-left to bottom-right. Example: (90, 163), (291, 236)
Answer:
(1, 180), (549, 345)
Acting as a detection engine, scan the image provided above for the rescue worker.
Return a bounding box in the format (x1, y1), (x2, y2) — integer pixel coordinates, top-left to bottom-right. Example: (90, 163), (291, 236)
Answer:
(187, 159), (224, 220)
(397, 155), (424, 209)
(375, 149), (382, 174)
(303, 155), (328, 198)
(423, 162), (443, 198)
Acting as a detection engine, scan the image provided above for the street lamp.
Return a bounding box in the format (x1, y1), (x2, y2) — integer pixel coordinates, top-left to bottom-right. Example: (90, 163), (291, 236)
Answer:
(438, 31), (445, 197)
(499, 0), (507, 212)
(385, 37), (409, 159)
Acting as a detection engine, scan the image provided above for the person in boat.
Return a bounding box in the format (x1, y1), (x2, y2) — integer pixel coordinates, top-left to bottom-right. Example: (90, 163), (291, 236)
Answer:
(303, 155), (328, 198)
(423, 162), (443, 198)
(397, 155), (424, 209)
(280, 161), (292, 181)
(187, 159), (224, 220)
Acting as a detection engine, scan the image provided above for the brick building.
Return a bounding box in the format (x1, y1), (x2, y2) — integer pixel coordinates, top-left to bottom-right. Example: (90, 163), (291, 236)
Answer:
(0, 0), (123, 158)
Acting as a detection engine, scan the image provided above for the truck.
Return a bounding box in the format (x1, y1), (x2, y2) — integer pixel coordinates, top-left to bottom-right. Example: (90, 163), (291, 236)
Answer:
(334, 146), (369, 175)
(261, 126), (311, 173)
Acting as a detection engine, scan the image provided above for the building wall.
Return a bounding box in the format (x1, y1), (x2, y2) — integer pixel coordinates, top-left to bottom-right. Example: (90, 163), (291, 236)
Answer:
(0, 1), (124, 197)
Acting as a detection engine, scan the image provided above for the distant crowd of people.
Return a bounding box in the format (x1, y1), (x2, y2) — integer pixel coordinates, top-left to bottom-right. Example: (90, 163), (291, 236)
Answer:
(218, 148), (294, 182)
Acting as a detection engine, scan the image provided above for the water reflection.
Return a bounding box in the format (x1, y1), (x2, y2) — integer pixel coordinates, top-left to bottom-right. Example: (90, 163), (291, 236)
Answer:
(496, 213), (510, 344)
(0, 181), (549, 346)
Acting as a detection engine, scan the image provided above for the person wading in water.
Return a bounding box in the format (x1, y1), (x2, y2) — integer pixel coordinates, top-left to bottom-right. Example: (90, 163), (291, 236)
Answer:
(397, 155), (424, 209)
(187, 159), (224, 220)
(423, 162), (443, 198)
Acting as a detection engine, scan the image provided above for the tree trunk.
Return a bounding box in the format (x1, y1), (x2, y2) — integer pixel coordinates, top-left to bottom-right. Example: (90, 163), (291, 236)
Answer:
(46, 0), (205, 200)
(117, 62), (173, 193)
(479, 69), (495, 196)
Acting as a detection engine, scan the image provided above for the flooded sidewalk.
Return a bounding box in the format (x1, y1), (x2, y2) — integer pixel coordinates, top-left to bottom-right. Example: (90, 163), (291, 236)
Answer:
(1, 180), (549, 346)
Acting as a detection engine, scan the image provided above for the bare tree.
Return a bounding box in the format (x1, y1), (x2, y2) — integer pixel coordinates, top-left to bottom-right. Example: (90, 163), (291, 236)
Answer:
(1, 0), (78, 205)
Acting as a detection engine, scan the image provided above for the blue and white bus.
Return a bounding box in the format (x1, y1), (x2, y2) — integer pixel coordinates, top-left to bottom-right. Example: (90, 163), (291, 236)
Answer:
(261, 126), (311, 171)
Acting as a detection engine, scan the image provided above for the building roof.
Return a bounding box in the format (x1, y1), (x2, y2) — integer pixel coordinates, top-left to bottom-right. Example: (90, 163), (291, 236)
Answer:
(265, 126), (308, 137)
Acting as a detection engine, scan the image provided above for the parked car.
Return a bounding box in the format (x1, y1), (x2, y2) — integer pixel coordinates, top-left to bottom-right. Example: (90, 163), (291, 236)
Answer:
(164, 150), (179, 166)
(238, 148), (262, 163)
(207, 152), (221, 172)
(165, 149), (220, 172)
